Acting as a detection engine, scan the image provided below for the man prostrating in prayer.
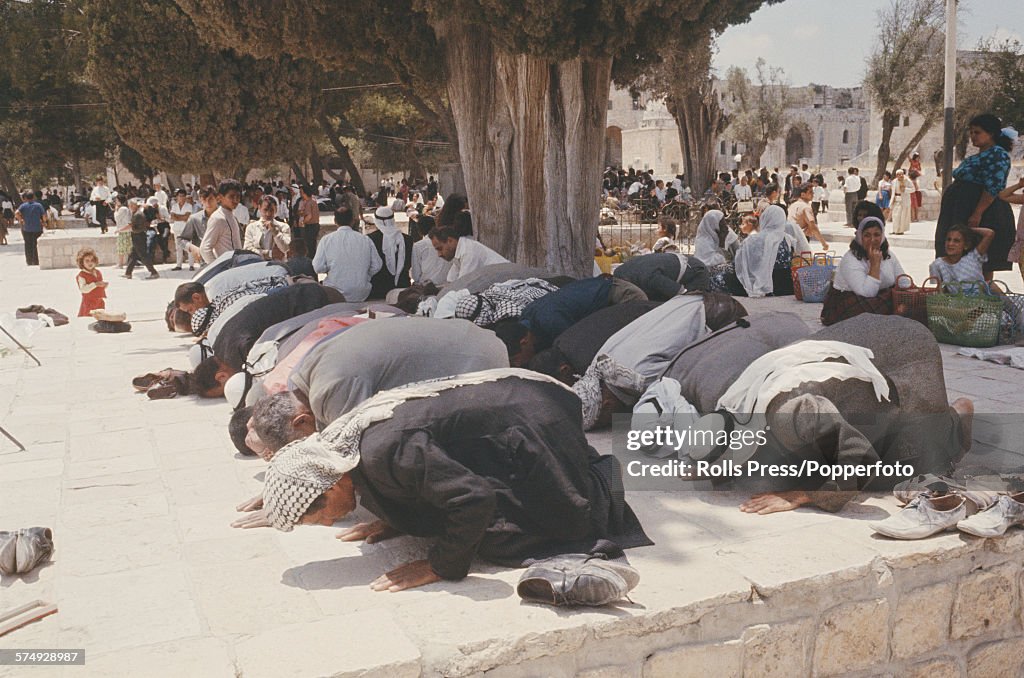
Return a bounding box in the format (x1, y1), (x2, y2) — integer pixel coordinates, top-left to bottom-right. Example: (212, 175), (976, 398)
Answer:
(261, 369), (651, 592)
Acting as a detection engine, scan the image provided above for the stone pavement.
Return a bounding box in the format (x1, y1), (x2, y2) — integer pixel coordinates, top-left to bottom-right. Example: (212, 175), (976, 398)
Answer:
(1, 233), (1023, 677)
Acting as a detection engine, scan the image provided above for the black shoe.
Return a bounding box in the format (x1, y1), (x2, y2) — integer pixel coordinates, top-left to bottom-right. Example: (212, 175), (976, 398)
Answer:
(123, 273), (132, 279)
(147, 272), (160, 280)
(517, 555), (639, 607)
(171, 266), (182, 271)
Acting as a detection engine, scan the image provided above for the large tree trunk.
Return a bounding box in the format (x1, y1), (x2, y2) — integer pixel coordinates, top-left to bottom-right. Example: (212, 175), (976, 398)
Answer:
(165, 173), (185, 191)
(666, 89), (721, 197)
(290, 162), (308, 185)
(892, 115), (937, 171)
(873, 109), (900, 183)
(745, 141), (767, 171)
(0, 157), (18, 199)
(317, 114), (367, 196)
(309, 145), (325, 185)
(435, 24), (609, 277)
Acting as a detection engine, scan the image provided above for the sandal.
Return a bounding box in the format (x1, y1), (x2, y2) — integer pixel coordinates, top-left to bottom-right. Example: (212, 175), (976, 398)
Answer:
(133, 368), (188, 392)
(145, 373), (192, 400)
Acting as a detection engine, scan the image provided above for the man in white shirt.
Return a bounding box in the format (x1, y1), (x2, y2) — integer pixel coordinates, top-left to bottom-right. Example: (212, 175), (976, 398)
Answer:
(733, 175), (753, 201)
(89, 176), (112, 233)
(799, 163), (811, 184)
(169, 188), (194, 270)
(200, 179), (244, 263)
(843, 167), (861, 227)
(430, 226), (509, 283)
(232, 199), (252, 235)
(151, 180), (169, 209)
(312, 205), (382, 302)
(410, 215), (452, 285)
(244, 195), (292, 260)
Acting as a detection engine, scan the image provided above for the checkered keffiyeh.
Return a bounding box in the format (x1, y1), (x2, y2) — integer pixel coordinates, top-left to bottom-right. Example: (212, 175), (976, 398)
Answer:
(454, 278), (556, 326)
(264, 368), (572, 531)
(263, 438), (356, 531)
(212, 276), (289, 317)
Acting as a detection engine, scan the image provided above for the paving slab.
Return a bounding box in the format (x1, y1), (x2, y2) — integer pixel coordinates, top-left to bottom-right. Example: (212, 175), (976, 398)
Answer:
(1, 233), (1023, 676)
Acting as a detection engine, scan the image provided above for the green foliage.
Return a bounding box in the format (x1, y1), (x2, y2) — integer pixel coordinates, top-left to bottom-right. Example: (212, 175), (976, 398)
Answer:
(722, 58), (791, 167)
(85, 0), (324, 174)
(980, 39), (1024, 130)
(337, 93), (455, 173)
(0, 0), (114, 188)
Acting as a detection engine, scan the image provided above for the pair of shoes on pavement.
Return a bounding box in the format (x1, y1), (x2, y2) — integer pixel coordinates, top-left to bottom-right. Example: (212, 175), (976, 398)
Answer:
(870, 492), (1024, 539)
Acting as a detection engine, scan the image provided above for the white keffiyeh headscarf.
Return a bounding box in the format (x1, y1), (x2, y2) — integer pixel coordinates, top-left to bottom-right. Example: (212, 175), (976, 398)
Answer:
(374, 206), (406, 286)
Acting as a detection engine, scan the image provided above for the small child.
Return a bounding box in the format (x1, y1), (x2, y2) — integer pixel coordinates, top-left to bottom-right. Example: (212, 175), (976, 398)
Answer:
(76, 247), (108, 317)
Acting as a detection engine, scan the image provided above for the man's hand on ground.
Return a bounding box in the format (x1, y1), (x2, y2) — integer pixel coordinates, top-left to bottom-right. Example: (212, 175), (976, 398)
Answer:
(231, 508), (271, 529)
(370, 560), (441, 592)
(236, 494), (263, 512)
(739, 490), (812, 515)
(336, 520), (400, 544)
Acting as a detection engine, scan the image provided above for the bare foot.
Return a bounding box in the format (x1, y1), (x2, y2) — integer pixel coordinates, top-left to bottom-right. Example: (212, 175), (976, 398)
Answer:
(739, 490), (812, 515)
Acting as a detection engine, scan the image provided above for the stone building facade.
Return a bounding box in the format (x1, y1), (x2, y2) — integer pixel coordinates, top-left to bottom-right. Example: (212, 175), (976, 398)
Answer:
(612, 83), (870, 182)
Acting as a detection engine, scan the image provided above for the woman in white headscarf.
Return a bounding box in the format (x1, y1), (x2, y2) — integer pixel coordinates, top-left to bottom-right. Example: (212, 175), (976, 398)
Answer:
(734, 205), (808, 297)
(368, 206), (413, 299)
(821, 215), (908, 325)
(693, 210), (738, 267)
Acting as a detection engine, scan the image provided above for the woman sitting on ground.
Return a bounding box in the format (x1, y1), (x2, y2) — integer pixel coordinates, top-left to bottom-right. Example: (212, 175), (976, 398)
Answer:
(707, 214), (758, 295)
(929, 223), (994, 294)
(651, 218), (678, 253)
(730, 205), (809, 297)
(821, 216), (907, 326)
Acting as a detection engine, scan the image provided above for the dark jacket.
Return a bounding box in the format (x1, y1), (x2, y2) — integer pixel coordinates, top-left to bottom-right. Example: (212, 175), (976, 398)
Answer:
(548, 301), (662, 375)
(351, 378), (651, 579)
(520, 276), (614, 350)
(367, 230), (414, 299)
(213, 283), (330, 371)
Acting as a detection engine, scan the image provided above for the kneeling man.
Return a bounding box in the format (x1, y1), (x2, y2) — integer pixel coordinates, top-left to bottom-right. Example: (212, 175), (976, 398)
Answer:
(262, 369), (651, 591)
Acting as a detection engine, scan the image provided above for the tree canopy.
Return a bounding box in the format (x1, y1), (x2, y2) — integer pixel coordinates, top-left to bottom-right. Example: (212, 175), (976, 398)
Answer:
(722, 59), (792, 168)
(85, 0), (324, 175)
(0, 0), (113, 193)
(174, 0), (774, 276)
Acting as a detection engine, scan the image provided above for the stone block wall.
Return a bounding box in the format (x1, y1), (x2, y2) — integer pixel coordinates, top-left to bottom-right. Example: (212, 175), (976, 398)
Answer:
(36, 232), (119, 270)
(446, 537), (1024, 677)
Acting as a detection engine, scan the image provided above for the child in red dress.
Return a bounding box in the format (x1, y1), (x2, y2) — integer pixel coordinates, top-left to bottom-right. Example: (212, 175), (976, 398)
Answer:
(76, 247), (108, 317)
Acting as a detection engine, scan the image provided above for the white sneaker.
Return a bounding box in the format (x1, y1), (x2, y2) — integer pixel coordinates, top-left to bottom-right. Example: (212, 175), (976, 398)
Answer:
(870, 494), (966, 540)
(957, 493), (1024, 538)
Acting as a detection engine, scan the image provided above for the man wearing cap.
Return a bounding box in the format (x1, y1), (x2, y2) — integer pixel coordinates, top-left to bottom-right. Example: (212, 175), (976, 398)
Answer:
(313, 206), (381, 302)
(368, 206), (413, 299)
(430, 226), (509, 283)
(259, 369), (651, 591)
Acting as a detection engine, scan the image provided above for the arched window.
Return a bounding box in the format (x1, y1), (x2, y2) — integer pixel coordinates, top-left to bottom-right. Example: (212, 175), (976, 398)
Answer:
(903, 116), (910, 126)
(720, 140), (727, 154)
(842, 130), (850, 144)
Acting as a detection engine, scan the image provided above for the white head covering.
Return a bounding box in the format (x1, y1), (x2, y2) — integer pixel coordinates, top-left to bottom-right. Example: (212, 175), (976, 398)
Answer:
(734, 205), (796, 298)
(374, 206), (406, 286)
(693, 210), (736, 268)
(855, 216), (887, 247)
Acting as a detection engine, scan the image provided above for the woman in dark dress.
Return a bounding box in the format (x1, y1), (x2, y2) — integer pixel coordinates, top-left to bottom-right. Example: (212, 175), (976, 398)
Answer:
(934, 114), (1016, 280)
